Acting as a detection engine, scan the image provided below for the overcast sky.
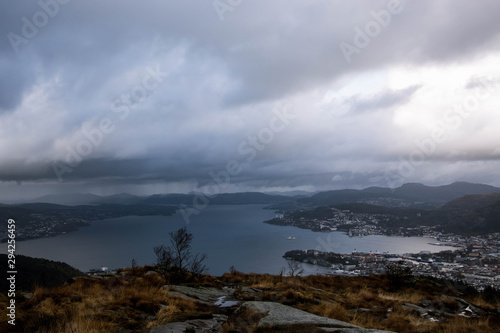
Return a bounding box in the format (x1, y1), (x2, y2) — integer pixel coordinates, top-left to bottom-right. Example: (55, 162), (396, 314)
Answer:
(1, 0), (500, 200)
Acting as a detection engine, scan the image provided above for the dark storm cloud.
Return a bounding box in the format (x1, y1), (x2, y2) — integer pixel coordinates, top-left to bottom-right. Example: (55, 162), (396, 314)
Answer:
(0, 56), (32, 112)
(2, 1), (500, 111)
(1, 0), (500, 198)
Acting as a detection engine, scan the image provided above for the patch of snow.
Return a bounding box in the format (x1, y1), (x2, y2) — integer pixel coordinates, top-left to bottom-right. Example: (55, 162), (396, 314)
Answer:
(214, 296), (238, 308)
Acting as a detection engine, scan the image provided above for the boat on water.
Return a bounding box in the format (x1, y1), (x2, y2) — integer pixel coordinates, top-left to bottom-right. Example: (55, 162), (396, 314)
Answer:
(287, 236), (296, 240)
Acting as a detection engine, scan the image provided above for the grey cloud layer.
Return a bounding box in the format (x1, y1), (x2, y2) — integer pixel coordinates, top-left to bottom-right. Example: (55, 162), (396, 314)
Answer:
(1, 0), (500, 196)
(345, 85), (422, 114)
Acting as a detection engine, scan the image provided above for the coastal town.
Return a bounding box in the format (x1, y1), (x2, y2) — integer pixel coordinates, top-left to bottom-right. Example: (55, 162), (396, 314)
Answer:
(284, 232), (500, 290)
(271, 207), (500, 290)
(0, 204), (176, 243)
(267, 206), (447, 237)
(0, 213), (88, 242)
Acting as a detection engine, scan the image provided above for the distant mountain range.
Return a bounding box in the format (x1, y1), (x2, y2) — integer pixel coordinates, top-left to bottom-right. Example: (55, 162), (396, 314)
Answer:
(271, 182), (500, 210)
(25, 182), (500, 208)
(141, 192), (294, 205)
(263, 190), (316, 197)
(30, 192), (145, 205)
(2, 181), (500, 236)
(28, 191), (296, 206)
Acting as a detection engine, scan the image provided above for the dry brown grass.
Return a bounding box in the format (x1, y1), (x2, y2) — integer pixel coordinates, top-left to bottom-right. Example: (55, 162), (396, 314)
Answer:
(378, 290), (426, 305)
(384, 313), (413, 332)
(439, 316), (496, 333)
(7, 268), (500, 333)
(10, 268), (213, 333)
(470, 295), (500, 311)
(147, 295), (206, 328)
(342, 285), (376, 308)
(255, 274), (500, 333)
(313, 301), (351, 322)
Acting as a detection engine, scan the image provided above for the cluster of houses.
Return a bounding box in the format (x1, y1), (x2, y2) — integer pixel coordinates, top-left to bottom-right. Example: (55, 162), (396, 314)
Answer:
(0, 213), (88, 242)
(284, 232), (500, 290)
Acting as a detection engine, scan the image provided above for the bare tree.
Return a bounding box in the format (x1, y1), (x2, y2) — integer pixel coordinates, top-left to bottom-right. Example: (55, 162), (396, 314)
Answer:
(287, 261), (304, 277)
(279, 266), (286, 282)
(154, 227), (207, 282)
(190, 253), (208, 275)
(169, 227), (193, 272)
(154, 244), (173, 270)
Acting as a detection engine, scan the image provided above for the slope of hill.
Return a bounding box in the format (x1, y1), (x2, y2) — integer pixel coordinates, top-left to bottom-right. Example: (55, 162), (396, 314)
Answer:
(438, 193), (500, 233)
(338, 192), (500, 234)
(276, 192), (500, 235)
(0, 205), (35, 222)
(2, 262), (499, 333)
(441, 193), (500, 211)
(0, 254), (83, 291)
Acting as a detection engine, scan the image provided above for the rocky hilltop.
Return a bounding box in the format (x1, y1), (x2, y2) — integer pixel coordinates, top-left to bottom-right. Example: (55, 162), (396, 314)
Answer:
(1, 260), (499, 333)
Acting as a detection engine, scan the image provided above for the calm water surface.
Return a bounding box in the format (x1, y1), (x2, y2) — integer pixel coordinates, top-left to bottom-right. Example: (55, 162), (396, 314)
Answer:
(13, 205), (456, 275)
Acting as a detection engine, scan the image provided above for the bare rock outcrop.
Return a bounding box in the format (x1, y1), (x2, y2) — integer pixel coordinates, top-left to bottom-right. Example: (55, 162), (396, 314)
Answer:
(241, 301), (395, 333)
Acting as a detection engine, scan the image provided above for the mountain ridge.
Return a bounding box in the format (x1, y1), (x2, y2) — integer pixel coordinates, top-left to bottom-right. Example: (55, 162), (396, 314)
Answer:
(273, 181), (500, 210)
(15, 181), (500, 211)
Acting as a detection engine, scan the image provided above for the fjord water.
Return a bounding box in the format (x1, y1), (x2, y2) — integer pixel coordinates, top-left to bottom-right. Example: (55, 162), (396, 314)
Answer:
(14, 205), (456, 275)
